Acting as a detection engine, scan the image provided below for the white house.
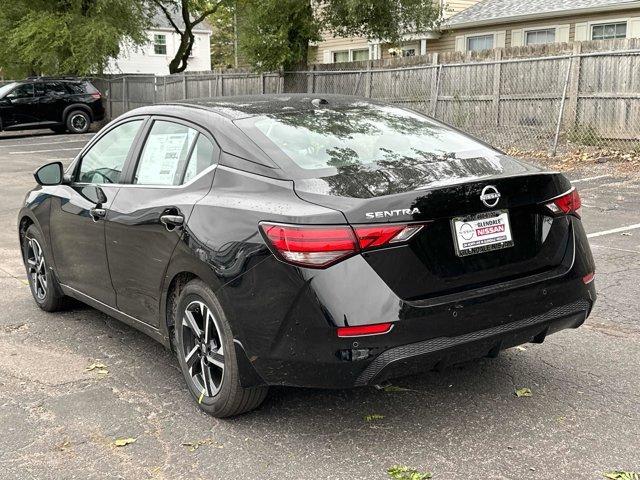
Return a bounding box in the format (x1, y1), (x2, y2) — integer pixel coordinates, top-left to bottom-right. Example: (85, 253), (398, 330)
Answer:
(107, 8), (212, 75)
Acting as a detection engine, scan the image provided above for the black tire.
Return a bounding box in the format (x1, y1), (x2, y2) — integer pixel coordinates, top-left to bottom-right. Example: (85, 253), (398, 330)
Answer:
(174, 279), (268, 417)
(50, 125), (67, 134)
(22, 225), (67, 312)
(66, 110), (90, 134)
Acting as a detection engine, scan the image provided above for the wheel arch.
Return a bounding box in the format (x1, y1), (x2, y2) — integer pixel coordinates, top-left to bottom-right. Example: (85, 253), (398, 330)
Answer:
(18, 210), (42, 261)
(63, 104), (93, 123)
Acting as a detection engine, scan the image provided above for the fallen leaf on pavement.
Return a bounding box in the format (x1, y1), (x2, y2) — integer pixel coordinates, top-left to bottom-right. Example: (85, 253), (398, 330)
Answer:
(364, 414), (385, 422)
(114, 437), (136, 447)
(515, 387), (532, 397)
(603, 471), (640, 480)
(96, 369), (109, 375)
(514, 346), (527, 352)
(85, 362), (107, 372)
(387, 465), (433, 480)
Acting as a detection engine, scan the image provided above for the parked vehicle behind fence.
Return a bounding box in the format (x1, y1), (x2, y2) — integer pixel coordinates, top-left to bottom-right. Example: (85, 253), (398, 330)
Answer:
(0, 77), (104, 134)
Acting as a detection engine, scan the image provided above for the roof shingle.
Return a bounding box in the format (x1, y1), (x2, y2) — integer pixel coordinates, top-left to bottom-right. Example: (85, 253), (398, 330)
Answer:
(446, 0), (640, 27)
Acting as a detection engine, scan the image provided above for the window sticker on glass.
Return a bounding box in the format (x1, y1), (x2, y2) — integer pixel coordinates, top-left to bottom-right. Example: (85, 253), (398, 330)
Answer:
(135, 121), (197, 185)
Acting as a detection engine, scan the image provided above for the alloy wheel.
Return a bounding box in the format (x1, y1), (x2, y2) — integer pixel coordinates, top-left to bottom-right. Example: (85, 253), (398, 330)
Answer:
(70, 114), (87, 131)
(181, 300), (225, 398)
(26, 237), (47, 301)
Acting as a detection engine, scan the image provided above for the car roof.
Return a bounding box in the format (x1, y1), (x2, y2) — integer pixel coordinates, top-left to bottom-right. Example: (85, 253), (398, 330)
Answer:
(169, 93), (387, 120)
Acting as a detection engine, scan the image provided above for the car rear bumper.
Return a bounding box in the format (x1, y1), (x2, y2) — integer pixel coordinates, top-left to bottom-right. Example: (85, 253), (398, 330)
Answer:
(218, 219), (596, 389)
(355, 299), (589, 386)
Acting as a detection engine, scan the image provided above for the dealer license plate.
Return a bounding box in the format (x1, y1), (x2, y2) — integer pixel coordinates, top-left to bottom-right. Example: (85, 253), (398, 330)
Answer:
(451, 210), (514, 257)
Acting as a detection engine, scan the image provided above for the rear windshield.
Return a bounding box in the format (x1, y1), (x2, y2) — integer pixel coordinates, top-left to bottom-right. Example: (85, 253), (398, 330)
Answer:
(237, 105), (497, 171)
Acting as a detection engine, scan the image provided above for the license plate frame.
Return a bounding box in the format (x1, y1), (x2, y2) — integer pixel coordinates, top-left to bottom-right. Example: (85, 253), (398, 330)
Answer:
(451, 210), (514, 257)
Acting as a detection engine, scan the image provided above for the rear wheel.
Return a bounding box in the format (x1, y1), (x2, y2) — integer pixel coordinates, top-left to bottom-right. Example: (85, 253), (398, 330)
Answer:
(66, 110), (90, 134)
(174, 279), (268, 417)
(22, 225), (66, 312)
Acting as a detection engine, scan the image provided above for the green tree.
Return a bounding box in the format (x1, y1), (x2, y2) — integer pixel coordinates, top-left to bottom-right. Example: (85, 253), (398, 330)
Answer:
(209, 3), (236, 68)
(239, 0), (442, 71)
(152, 0), (233, 74)
(0, 0), (149, 77)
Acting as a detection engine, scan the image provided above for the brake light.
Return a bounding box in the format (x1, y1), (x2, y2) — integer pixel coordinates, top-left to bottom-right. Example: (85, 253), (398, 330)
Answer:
(90, 92), (101, 100)
(582, 272), (595, 284)
(337, 322), (393, 337)
(547, 188), (582, 217)
(259, 222), (425, 268)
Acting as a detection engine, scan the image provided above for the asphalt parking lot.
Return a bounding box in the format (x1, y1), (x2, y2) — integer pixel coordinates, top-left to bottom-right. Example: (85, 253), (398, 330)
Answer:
(0, 129), (638, 480)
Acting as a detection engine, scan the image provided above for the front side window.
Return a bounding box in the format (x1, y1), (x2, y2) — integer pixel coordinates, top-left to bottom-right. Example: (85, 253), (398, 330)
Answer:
(591, 22), (627, 40)
(134, 120), (198, 186)
(0, 82), (18, 98)
(467, 34), (494, 52)
(78, 120), (143, 184)
(333, 50), (349, 63)
(525, 28), (556, 45)
(154, 34), (167, 55)
(7, 83), (34, 99)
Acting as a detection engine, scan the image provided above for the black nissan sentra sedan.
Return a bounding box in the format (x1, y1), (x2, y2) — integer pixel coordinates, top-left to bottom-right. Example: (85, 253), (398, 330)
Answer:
(18, 95), (596, 417)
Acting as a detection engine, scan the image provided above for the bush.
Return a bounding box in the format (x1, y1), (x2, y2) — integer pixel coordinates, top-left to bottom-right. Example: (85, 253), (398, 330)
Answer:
(567, 124), (602, 146)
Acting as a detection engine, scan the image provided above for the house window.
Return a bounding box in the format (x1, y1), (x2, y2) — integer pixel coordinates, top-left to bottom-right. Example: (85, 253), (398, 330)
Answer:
(352, 49), (369, 61)
(525, 28), (556, 45)
(333, 50), (350, 63)
(153, 34), (167, 55)
(402, 48), (416, 57)
(466, 34), (494, 52)
(591, 22), (627, 40)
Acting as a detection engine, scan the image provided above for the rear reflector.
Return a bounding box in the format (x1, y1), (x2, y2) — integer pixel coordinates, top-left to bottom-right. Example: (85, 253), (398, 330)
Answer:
(547, 188), (581, 217)
(582, 272), (595, 284)
(337, 322), (393, 337)
(259, 222), (427, 269)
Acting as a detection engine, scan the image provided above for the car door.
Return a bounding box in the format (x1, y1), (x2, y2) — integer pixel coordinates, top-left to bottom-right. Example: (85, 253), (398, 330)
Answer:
(2, 83), (38, 127)
(48, 118), (147, 306)
(35, 82), (68, 124)
(105, 118), (219, 326)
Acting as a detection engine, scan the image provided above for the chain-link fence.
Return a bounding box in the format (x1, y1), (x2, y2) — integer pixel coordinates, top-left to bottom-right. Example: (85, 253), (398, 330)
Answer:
(289, 49), (640, 156)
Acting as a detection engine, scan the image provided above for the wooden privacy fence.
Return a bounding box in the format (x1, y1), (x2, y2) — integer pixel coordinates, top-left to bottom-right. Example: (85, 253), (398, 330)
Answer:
(92, 72), (283, 119)
(5, 47), (639, 154)
(292, 47), (640, 154)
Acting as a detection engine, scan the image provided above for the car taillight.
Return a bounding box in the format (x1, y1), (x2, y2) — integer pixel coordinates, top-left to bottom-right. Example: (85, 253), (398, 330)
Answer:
(91, 93), (101, 100)
(546, 188), (582, 218)
(259, 222), (425, 269)
(337, 322), (393, 337)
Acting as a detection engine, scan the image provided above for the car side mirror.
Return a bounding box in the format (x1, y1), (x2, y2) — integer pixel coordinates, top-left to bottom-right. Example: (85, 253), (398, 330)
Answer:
(34, 161), (63, 186)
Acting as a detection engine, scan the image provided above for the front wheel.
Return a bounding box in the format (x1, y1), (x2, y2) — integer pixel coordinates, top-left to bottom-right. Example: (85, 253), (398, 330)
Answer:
(174, 279), (268, 417)
(22, 225), (67, 312)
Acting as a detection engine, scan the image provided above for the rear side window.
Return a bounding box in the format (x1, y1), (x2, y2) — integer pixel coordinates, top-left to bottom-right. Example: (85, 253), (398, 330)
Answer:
(78, 120), (143, 184)
(183, 135), (216, 183)
(134, 121), (198, 186)
(66, 81), (97, 94)
(45, 82), (67, 95)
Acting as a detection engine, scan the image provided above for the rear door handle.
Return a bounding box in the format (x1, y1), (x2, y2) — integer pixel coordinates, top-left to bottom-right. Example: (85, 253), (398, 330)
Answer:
(90, 207), (106, 221)
(160, 214), (184, 231)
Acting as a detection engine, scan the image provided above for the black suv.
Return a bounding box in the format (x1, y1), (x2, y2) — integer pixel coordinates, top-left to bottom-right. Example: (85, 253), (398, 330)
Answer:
(0, 78), (105, 134)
